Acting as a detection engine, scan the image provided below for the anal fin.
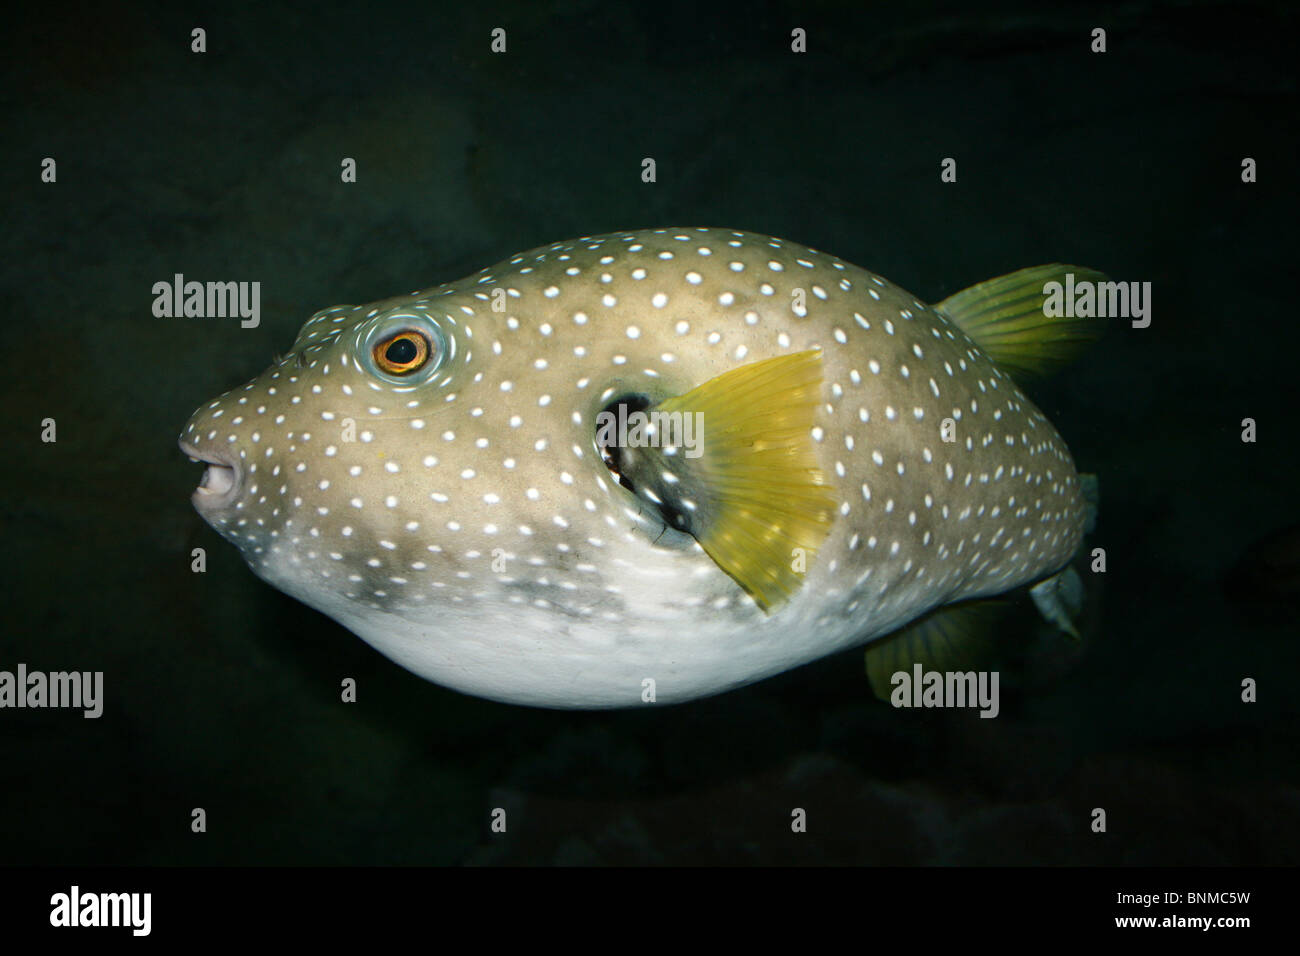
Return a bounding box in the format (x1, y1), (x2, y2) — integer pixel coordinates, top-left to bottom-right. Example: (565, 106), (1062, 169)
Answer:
(863, 600), (1008, 702)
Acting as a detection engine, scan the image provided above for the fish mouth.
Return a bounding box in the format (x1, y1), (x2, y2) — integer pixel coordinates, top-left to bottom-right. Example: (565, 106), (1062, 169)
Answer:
(179, 439), (241, 510)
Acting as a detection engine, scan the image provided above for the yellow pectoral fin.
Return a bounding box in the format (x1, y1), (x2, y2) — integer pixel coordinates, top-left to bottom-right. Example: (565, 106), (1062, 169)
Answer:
(657, 350), (838, 611)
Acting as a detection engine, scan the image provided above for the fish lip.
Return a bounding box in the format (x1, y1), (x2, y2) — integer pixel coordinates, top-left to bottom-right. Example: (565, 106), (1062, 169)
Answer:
(178, 438), (242, 510)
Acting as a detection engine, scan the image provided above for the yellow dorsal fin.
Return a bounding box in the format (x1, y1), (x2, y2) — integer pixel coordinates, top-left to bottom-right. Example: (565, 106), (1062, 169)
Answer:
(656, 349), (838, 611)
(936, 264), (1110, 379)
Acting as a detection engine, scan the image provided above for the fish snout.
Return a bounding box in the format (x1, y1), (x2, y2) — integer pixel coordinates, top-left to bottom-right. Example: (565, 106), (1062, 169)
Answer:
(179, 437), (242, 513)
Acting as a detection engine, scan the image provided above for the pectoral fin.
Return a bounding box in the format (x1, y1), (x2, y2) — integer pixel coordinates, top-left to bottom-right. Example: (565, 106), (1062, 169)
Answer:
(615, 349), (838, 611)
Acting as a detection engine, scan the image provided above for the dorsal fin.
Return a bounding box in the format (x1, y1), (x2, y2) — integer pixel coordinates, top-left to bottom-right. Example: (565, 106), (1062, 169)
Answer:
(936, 265), (1111, 379)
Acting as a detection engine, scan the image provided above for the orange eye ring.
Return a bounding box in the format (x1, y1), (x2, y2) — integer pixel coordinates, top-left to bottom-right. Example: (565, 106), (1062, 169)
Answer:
(373, 331), (431, 375)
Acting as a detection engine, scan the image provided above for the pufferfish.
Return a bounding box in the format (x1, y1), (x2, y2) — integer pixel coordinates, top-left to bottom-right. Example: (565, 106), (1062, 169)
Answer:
(180, 228), (1105, 708)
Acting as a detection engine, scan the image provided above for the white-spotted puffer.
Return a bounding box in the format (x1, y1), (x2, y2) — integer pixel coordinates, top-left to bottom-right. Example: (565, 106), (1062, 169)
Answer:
(180, 228), (1103, 707)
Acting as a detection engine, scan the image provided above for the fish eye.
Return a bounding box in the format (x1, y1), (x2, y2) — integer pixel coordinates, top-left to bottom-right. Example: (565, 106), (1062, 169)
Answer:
(372, 330), (431, 375)
(358, 310), (450, 385)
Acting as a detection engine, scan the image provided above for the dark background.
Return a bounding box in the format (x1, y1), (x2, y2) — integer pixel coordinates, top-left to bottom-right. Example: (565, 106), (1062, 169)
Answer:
(1, 0), (1296, 864)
